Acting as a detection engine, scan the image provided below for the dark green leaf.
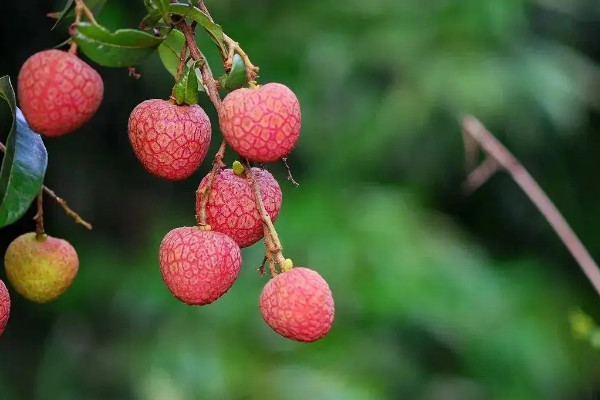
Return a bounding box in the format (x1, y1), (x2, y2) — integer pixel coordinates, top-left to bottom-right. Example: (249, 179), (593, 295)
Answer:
(173, 63), (200, 105)
(49, 0), (74, 29)
(218, 54), (247, 90)
(73, 22), (163, 67)
(142, 0), (170, 27)
(139, 10), (163, 29)
(158, 29), (186, 77)
(168, 3), (226, 54)
(0, 76), (48, 228)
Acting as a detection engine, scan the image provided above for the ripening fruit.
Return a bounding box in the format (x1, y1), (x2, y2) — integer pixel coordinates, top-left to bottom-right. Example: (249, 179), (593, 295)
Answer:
(259, 267), (334, 342)
(4, 233), (79, 303)
(219, 83), (301, 162)
(0, 280), (9, 337)
(128, 99), (212, 180)
(196, 167), (282, 248)
(159, 227), (241, 305)
(18, 49), (103, 137)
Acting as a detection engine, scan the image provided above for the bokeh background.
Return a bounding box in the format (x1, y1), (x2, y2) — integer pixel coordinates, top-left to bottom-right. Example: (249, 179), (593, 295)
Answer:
(2, 0), (600, 399)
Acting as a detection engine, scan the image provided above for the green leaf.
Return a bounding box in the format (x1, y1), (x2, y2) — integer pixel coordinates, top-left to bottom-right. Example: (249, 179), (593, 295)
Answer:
(73, 22), (164, 67)
(218, 54), (247, 90)
(158, 29), (186, 77)
(167, 3), (226, 54)
(0, 76), (48, 228)
(173, 62), (200, 105)
(139, 10), (163, 29)
(141, 0), (170, 27)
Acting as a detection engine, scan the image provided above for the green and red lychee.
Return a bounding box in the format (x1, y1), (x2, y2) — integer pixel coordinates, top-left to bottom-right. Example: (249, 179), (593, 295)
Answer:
(219, 83), (301, 162)
(159, 227), (242, 305)
(0, 279), (9, 337)
(128, 99), (212, 180)
(4, 232), (79, 303)
(196, 167), (282, 248)
(18, 49), (103, 137)
(259, 267), (334, 342)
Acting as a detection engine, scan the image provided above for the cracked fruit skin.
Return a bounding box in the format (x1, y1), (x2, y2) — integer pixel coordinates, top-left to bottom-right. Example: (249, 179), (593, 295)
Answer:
(0, 280), (9, 337)
(219, 83), (301, 162)
(4, 233), (79, 303)
(159, 227), (242, 305)
(260, 267), (334, 342)
(128, 99), (212, 180)
(18, 49), (103, 137)
(196, 168), (282, 248)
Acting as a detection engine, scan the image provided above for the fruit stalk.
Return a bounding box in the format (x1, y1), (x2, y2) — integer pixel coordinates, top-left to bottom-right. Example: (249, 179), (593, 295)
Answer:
(69, 0), (99, 54)
(33, 192), (44, 239)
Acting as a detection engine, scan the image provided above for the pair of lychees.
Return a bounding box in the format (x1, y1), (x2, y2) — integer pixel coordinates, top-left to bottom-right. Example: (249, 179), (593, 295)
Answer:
(0, 47), (335, 343)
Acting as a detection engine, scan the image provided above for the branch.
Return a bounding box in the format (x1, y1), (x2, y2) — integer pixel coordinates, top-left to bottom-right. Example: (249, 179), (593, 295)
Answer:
(462, 115), (600, 297)
(33, 191), (44, 239)
(195, 140), (226, 227)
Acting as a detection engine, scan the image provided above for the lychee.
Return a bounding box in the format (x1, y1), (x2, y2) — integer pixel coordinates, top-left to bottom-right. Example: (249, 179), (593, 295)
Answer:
(159, 227), (241, 305)
(4, 232), (79, 303)
(18, 49), (103, 137)
(219, 83), (301, 162)
(128, 99), (212, 180)
(0, 279), (9, 337)
(259, 267), (334, 342)
(196, 167), (282, 248)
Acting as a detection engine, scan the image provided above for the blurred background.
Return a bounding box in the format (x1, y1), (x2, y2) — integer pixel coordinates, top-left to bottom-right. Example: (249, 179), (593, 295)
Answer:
(1, 0), (600, 399)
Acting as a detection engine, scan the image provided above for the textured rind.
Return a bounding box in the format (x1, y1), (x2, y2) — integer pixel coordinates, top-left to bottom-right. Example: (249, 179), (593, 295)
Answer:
(196, 168), (282, 248)
(159, 227), (242, 305)
(259, 267), (334, 342)
(0, 280), (9, 337)
(4, 232), (79, 303)
(219, 83), (301, 162)
(18, 49), (103, 137)
(128, 99), (212, 180)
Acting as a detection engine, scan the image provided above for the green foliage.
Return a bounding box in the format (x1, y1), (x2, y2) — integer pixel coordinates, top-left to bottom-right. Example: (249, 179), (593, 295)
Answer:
(0, 76), (47, 228)
(218, 54), (247, 90)
(167, 3), (226, 54)
(72, 22), (163, 67)
(49, 0), (107, 29)
(157, 29), (186, 77)
(173, 62), (200, 105)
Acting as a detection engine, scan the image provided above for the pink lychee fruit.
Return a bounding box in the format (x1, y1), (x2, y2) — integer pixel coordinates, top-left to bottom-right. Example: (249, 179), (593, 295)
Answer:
(259, 267), (334, 342)
(18, 49), (103, 137)
(219, 83), (301, 162)
(128, 99), (212, 180)
(0, 279), (9, 337)
(4, 232), (79, 303)
(159, 227), (242, 305)
(196, 167), (282, 248)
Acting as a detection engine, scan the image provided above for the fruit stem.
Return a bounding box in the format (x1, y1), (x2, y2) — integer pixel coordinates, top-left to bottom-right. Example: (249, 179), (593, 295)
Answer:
(34, 191), (45, 240)
(195, 140), (227, 227)
(74, 0), (99, 26)
(0, 142), (92, 230)
(169, 41), (189, 101)
(281, 158), (300, 187)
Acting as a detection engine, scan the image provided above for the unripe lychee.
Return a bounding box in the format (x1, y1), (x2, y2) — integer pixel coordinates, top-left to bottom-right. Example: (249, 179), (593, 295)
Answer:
(159, 227), (241, 305)
(0, 279), (9, 337)
(18, 49), (103, 137)
(219, 83), (301, 162)
(4, 233), (79, 303)
(128, 99), (212, 180)
(259, 267), (334, 342)
(196, 168), (282, 248)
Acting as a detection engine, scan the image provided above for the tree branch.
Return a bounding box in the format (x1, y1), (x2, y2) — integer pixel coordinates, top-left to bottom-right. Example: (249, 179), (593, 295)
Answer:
(462, 115), (600, 296)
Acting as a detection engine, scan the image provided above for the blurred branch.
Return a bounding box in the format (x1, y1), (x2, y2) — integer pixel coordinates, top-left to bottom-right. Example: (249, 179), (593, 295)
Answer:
(462, 115), (600, 297)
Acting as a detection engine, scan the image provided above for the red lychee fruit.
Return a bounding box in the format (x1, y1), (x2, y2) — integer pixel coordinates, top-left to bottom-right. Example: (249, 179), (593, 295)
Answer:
(196, 168), (282, 248)
(159, 227), (242, 305)
(0, 279), (9, 337)
(18, 49), (103, 137)
(219, 83), (301, 162)
(128, 99), (212, 180)
(259, 267), (334, 342)
(4, 232), (79, 303)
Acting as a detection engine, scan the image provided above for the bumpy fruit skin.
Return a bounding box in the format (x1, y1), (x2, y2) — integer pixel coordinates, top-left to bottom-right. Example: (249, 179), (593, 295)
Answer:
(260, 267), (334, 342)
(219, 83), (301, 162)
(18, 49), (103, 137)
(196, 168), (282, 248)
(0, 280), (9, 337)
(128, 99), (212, 180)
(4, 233), (79, 303)
(159, 227), (241, 305)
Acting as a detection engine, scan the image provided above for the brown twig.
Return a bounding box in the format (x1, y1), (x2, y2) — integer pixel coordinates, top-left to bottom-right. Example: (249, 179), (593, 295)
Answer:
(0, 142), (92, 230)
(281, 158), (299, 187)
(462, 157), (499, 195)
(169, 41), (189, 101)
(69, 0), (99, 54)
(33, 191), (44, 239)
(462, 115), (600, 297)
(195, 140), (227, 227)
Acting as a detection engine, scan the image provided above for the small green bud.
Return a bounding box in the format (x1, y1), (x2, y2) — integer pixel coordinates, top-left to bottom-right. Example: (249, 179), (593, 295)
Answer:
(232, 160), (245, 176)
(282, 258), (293, 271)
